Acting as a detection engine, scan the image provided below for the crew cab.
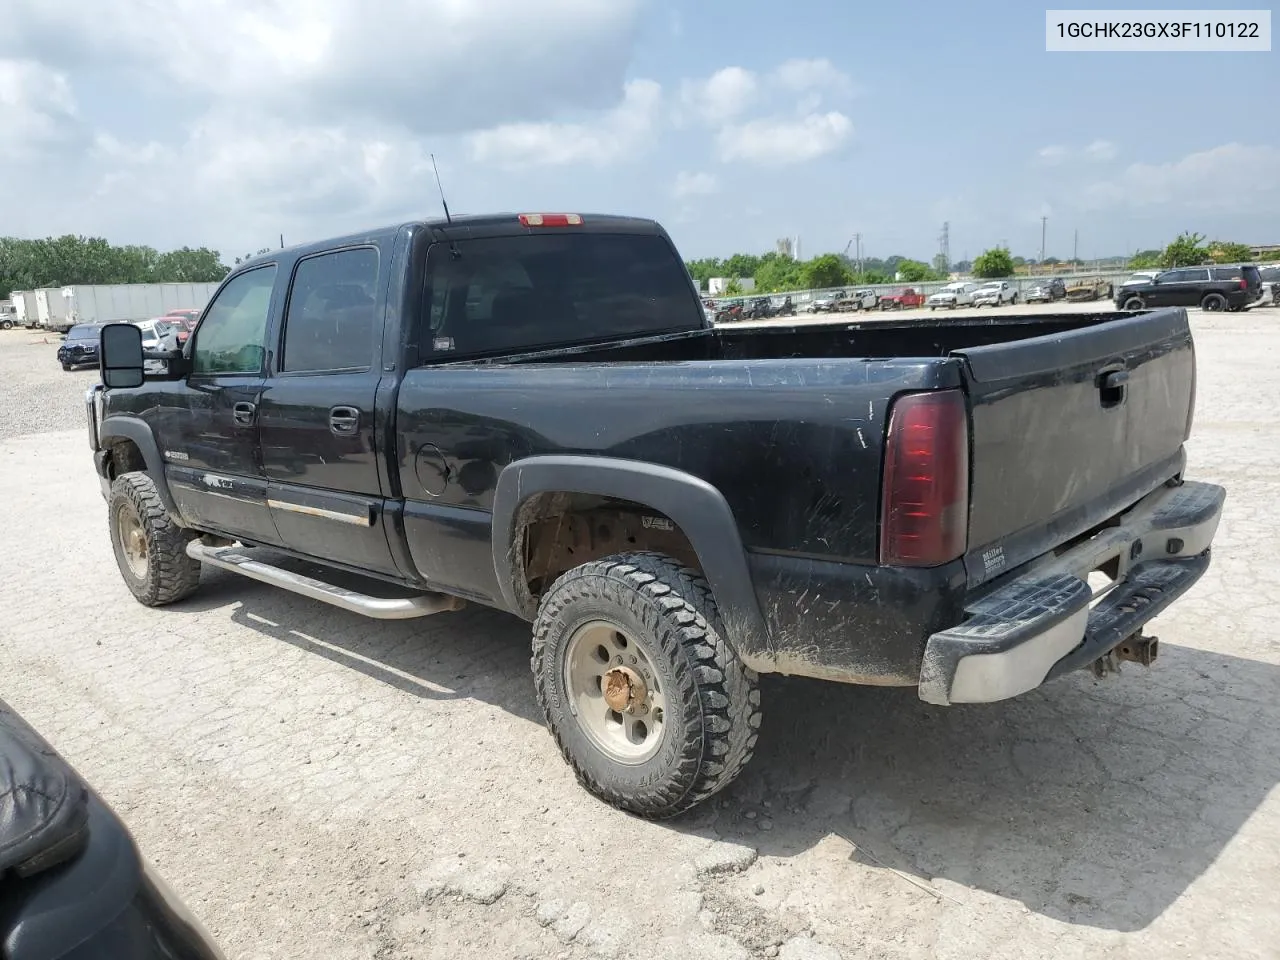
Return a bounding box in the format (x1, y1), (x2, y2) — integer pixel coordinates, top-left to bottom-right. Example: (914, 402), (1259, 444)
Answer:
(971, 280), (1018, 307)
(86, 212), (1225, 818)
(878, 287), (926, 309)
(926, 282), (979, 310)
(835, 289), (879, 312)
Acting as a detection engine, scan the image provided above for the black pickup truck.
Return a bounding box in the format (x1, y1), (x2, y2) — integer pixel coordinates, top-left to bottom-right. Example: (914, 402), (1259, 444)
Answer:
(86, 213), (1225, 818)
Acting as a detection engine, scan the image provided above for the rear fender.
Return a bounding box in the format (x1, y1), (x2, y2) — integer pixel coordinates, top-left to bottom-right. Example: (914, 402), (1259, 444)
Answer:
(491, 456), (774, 670)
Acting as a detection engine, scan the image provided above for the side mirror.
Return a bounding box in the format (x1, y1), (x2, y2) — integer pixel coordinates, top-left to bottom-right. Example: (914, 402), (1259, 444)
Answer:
(99, 322), (145, 388)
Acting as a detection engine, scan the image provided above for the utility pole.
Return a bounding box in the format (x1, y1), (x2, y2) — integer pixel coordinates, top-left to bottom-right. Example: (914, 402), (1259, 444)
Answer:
(855, 233), (863, 278)
(1073, 229), (1078, 270)
(939, 222), (950, 273)
(1040, 216), (1048, 270)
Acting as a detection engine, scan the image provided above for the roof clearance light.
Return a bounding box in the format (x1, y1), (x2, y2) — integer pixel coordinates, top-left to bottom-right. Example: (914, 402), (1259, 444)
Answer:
(518, 213), (583, 227)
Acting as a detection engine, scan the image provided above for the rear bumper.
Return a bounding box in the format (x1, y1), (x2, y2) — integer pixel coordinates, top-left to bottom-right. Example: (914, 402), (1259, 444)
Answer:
(918, 480), (1225, 705)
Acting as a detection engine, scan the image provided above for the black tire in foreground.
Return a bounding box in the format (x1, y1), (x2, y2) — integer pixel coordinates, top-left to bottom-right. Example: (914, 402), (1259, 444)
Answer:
(108, 472), (202, 606)
(532, 552), (761, 819)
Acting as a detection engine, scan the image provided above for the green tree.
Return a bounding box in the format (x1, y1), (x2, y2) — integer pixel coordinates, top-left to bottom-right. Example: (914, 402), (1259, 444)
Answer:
(1129, 249), (1161, 269)
(1207, 241), (1253, 264)
(802, 253), (855, 289)
(753, 253), (804, 293)
(724, 278), (744, 296)
(854, 269), (889, 285)
(723, 252), (762, 279)
(157, 246), (230, 281)
(684, 257), (723, 290)
(897, 259), (933, 283)
(1160, 232), (1207, 268)
(1, 234), (231, 298)
(972, 246), (1015, 278)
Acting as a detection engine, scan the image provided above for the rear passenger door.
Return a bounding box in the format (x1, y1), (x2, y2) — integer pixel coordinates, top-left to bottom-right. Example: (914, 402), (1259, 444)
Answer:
(256, 246), (401, 576)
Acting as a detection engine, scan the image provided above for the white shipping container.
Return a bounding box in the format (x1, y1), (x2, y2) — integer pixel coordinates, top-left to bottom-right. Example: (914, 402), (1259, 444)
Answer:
(57, 282), (220, 325)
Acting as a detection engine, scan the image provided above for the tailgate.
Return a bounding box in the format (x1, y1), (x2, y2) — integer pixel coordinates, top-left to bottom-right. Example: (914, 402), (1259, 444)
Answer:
(953, 308), (1195, 587)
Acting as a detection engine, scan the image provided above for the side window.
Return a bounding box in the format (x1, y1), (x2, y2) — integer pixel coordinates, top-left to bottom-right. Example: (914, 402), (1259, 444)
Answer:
(1211, 267), (1242, 281)
(282, 247), (380, 372)
(191, 266), (277, 375)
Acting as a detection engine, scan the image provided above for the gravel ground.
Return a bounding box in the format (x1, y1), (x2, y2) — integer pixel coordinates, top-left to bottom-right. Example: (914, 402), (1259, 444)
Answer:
(0, 328), (99, 439)
(1, 307), (1278, 960)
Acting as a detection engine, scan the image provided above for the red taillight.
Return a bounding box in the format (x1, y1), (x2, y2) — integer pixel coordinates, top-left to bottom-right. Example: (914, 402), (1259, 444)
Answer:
(880, 390), (969, 567)
(1239, 277), (1247, 289)
(518, 213), (583, 227)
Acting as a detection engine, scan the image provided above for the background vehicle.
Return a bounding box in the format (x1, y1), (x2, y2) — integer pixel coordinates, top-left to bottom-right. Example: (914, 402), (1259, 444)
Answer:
(88, 212), (1223, 820)
(878, 287), (925, 309)
(57, 323), (105, 370)
(1257, 265), (1280, 305)
(0, 697), (225, 958)
(926, 282), (979, 310)
(835, 289), (880, 311)
(1024, 278), (1067, 303)
(805, 290), (845, 313)
(971, 281), (1017, 307)
(714, 299), (744, 322)
(1067, 278), (1115, 302)
(1114, 265), (1259, 312)
(1, 301), (12, 329)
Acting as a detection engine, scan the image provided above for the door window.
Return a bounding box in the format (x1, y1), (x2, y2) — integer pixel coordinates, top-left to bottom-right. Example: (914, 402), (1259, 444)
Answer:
(192, 266), (278, 375)
(281, 247), (380, 372)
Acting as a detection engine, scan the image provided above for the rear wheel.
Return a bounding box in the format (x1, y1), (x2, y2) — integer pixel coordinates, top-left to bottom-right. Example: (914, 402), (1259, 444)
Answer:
(532, 552), (760, 819)
(1200, 293), (1227, 312)
(108, 472), (202, 606)
(1122, 296), (1145, 310)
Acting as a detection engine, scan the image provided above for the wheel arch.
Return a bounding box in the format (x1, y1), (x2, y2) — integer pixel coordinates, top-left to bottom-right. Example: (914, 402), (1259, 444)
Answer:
(98, 416), (184, 523)
(491, 456), (774, 670)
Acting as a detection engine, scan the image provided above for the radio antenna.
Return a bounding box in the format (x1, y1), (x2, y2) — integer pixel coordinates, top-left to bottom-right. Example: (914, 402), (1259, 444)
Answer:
(430, 154), (452, 224)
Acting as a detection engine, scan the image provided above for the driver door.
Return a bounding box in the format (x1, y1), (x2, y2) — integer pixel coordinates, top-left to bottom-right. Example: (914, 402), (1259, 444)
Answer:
(153, 264), (283, 545)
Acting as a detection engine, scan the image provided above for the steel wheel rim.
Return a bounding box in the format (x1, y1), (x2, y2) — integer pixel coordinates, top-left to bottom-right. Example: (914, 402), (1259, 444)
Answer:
(117, 503), (148, 580)
(564, 620), (667, 765)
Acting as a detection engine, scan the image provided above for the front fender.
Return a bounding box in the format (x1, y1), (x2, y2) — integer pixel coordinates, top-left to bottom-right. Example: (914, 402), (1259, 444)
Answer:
(97, 416), (185, 524)
(491, 456), (774, 671)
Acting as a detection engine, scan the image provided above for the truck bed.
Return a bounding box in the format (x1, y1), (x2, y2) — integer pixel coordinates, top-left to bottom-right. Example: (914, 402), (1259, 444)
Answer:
(402, 307), (1193, 578)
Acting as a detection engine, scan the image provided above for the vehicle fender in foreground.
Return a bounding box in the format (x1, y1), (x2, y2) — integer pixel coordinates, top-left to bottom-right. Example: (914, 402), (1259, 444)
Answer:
(97, 416), (184, 523)
(491, 456), (774, 671)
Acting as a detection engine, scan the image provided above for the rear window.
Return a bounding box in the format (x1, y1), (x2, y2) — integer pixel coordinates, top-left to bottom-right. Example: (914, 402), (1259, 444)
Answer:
(420, 233), (702, 360)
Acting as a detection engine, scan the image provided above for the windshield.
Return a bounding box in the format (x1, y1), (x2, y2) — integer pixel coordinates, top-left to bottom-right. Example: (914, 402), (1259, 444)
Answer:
(67, 326), (99, 340)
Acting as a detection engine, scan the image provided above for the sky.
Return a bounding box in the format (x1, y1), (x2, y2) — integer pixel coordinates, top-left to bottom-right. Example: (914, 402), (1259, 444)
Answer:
(1, 0), (1277, 266)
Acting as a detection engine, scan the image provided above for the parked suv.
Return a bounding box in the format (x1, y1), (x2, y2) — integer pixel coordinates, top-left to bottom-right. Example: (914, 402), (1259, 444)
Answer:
(57, 323), (105, 370)
(1115, 264), (1261, 312)
(1256, 265), (1280, 306)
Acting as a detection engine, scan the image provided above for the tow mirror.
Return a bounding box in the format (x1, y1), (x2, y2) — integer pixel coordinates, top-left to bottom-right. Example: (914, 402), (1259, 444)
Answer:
(99, 322), (145, 388)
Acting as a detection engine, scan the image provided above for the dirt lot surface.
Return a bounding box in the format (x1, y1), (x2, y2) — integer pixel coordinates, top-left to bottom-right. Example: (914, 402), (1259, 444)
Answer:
(1, 306), (1278, 960)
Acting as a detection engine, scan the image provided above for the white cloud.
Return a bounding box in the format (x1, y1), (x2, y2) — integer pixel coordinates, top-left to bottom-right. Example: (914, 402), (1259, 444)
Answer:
(771, 58), (853, 95)
(1036, 145), (1068, 165)
(1084, 139), (1118, 161)
(679, 67), (758, 124)
(672, 171), (718, 198)
(0, 59), (81, 159)
(717, 112), (852, 165)
(1082, 143), (1280, 212)
(1037, 140), (1117, 165)
(3, 0), (647, 134)
(469, 79), (661, 167)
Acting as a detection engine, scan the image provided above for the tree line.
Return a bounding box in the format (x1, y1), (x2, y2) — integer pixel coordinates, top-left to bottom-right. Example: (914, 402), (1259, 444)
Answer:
(688, 233), (1276, 294)
(1, 235), (235, 300)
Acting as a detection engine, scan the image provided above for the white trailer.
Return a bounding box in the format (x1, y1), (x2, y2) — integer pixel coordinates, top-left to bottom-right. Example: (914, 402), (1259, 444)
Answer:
(56, 282), (220, 327)
(35, 288), (74, 332)
(11, 292), (38, 328)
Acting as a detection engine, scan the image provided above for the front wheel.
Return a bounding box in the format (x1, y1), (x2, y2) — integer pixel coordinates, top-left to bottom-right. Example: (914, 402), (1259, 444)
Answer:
(1123, 296), (1145, 310)
(0, 319), (12, 330)
(108, 472), (202, 606)
(532, 552), (761, 819)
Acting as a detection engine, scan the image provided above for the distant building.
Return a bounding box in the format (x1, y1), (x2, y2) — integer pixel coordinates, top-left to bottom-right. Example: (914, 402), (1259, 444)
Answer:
(708, 277), (756, 295)
(776, 237), (795, 258)
(1251, 243), (1280, 258)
